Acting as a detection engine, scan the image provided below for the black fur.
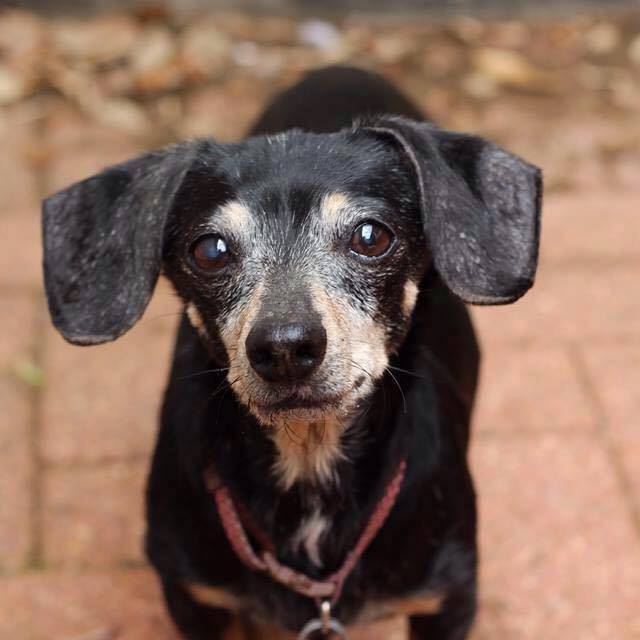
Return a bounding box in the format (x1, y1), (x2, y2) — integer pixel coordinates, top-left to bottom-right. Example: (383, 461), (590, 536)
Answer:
(363, 117), (542, 305)
(41, 66), (542, 639)
(42, 141), (202, 344)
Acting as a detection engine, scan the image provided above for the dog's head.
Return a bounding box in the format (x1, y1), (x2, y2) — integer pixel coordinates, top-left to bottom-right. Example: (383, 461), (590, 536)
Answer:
(42, 115), (541, 442)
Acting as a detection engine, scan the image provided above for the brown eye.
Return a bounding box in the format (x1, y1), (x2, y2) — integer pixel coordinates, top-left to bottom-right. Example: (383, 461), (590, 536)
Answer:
(349, 222), (394, 258)
(190, 234), (231, 271)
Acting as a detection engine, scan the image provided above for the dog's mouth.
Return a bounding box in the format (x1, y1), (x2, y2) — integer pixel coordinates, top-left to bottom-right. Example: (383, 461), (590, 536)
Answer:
(249, 374), (369, 421)
(255, 392), (344, 413)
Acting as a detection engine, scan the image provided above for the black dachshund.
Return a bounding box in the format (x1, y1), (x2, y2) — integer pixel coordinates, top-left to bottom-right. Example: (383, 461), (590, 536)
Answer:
(42, 66), (542, 639)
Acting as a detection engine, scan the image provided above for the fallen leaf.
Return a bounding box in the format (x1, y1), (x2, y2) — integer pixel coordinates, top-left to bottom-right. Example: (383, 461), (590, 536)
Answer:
(51, 16), (139, 65)
(461, 71), (499, 99)
(0, 66), (30, 105)
(372, 34), (416, 64)
(297, 19), (342, 51)
(628, 33), (640, 65)
(180, 21), (230, 81)
(584, 22), (620, 55)
(471, 47), (554, 92)
(131, 26), (176, 73)
(449, 16), (485, 44)
(92, 98), (149, 134)
(14, 359), (43, 388)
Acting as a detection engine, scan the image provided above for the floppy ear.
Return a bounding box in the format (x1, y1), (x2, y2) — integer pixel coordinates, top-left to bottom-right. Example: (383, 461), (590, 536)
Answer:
(365, 116), (542, 304)
(42, 140), (202, 345)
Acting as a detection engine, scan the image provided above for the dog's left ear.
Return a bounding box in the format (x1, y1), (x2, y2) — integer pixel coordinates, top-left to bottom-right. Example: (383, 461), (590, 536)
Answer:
(42, 140), (202, 346)
(365, 116), (542, 304)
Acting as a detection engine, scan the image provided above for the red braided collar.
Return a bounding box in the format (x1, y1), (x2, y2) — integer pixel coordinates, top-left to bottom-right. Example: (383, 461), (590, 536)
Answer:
(204, 459), (407, 606)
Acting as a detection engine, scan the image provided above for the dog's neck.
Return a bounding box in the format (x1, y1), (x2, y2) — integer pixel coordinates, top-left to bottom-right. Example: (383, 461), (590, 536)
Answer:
(200, 372), (407, 573)
(268, 415), (347, 491)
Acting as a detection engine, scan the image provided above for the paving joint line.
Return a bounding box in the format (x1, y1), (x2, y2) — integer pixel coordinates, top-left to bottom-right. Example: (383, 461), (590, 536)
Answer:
(25, 293), (47, 570)
(542, 256), (640, 271)
(24, 108), (53, 571)
(42, 453), (151, 470)
(42, 558), (150, 573)
(474, 425), (598, 439)
(566, 341), (640, 540)
(2, 560), (152, 580)
(475, 334), (640, 350)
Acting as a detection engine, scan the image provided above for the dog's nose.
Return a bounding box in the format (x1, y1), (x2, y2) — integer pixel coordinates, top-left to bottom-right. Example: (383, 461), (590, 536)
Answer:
(246, 321), (327, 383)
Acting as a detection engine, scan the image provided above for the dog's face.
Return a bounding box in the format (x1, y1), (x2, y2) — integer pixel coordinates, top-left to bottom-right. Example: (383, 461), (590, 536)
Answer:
(162, 130), (427, 429)
(42, 115), (541, 483)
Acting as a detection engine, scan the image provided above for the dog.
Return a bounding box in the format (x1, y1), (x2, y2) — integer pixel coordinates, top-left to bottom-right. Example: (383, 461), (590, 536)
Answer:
(42, 66), (542, 639)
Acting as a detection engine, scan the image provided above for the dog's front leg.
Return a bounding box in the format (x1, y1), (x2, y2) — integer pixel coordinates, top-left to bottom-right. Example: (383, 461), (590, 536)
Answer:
(161, 577), (236, 640)
(409, 586), (476, 640)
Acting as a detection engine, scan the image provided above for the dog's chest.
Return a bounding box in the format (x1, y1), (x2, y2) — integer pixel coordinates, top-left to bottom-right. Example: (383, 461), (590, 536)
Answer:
(288, 506), (330, 568)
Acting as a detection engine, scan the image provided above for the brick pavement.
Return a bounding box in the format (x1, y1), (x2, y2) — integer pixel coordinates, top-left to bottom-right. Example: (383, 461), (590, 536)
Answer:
(1, 25), (640, 640)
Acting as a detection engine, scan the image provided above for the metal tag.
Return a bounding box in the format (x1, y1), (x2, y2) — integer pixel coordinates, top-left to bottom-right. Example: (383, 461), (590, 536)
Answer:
(297, 600), (347, 639)
(297, 617), (347, 639)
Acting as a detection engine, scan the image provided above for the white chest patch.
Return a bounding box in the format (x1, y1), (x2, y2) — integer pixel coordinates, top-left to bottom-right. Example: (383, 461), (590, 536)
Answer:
(290, 508), (329, 568)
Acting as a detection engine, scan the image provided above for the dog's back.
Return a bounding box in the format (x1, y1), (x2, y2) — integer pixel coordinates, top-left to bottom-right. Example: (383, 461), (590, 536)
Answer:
(251, 66), (424, 135)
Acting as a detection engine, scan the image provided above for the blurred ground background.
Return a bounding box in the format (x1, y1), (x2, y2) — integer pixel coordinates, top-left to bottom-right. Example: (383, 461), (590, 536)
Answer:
(10, 0), (640, 18)
(1, 2), (639, 639)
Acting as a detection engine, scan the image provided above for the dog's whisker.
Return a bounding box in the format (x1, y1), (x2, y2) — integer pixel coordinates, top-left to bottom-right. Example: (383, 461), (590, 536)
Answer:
(385, 367), (407, 415)
(387, 364), (424, 379)
(333, 355), (376, 385)
(284, 423), (306, 447)
(143, 311), (188, 322)
(177, 367), (231, 381)
(210, 374), (245, 400)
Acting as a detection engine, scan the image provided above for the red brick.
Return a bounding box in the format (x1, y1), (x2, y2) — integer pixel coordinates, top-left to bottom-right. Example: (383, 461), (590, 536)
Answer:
(581, 344), (640, 514)
(45, 101), (147, 150)
(474, 345), (595, 433)
(0, 568), (177, 640)
(43, 461), (147, 568)
(0, 209), (42, 290)
(46, 141), (146, 194)
(0, 294), (36, 572)
(0, 104), (40, 213)
(541, 189), (640, 265)
(182, 79), (267, 140)
(471, 262), (640, 346)
(43, 103), (148, 194)
(41, 282), (181, 464)
(471, 433), (640, 639)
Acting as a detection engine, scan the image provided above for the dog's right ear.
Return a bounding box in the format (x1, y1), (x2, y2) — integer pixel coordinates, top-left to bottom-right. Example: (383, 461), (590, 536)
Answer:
(363, 116), (542, 305)
(42, 140), (203, 346)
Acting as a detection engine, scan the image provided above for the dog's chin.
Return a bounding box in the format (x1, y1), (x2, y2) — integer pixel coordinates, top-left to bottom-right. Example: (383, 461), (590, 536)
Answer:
(261, 406), (333, 426)
(247, 385), (367, 427)
(250, 396), (343, 427)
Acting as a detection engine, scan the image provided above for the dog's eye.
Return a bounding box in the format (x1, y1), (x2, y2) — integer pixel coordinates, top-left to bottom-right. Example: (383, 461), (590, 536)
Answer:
(190, 234), (231, 271)
(349, 222), (393, 258)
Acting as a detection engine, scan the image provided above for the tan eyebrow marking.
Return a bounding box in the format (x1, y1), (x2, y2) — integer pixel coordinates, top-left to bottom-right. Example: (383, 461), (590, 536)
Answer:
(186, 302), (208, 338)
(320, 192), (350, 224)
(403, 280), (419, 317)
(216, 200), (252, 232)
